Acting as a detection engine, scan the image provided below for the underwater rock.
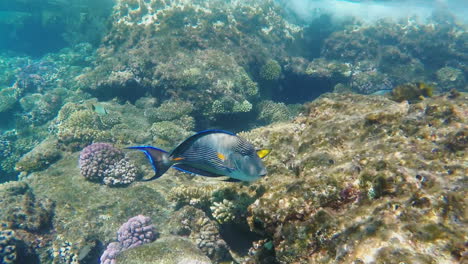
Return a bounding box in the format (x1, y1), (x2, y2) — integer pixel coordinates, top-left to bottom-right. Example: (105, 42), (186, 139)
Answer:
(15, 138), (62, 174)
(321, 19), (468, 93)
(169, 206), (230, 262)
(0, 181), (54, 232)
(144, 100), (193, 123)
(390, 82), (434, 102)
(53, 100), (151, 151)
(116, 236), (212, 264)
(0, 87), (21, 113)
(11, 91), (466, 263)
(0, 228), (17, 264)
(238, 92), (467, 263)
(436, 66), (466, 92)
(305, 58), (352, 79)
(80, 0), (301, 124)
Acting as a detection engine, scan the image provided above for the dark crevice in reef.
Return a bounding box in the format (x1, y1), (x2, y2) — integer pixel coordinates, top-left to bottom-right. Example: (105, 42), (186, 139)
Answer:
(200, 111), (259, 133)
(91, 81), (147, 103)
(219, 222), (264, 256)
(273, 73), (338, 104)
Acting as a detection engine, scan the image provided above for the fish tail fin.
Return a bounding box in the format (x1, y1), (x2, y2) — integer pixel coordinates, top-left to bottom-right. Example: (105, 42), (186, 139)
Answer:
(126, 146), (172, 181)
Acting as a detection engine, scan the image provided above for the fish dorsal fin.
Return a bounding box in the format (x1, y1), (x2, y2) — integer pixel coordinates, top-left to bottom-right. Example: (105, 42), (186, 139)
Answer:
(171, 129), (236, 157)
(256, 149), (271, 159)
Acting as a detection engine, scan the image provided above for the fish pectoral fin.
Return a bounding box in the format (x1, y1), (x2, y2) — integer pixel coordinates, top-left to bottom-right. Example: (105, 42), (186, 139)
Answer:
(256, 149), (271, 159)
(223, 178), (242, 182)
(172, 157), (185, 161)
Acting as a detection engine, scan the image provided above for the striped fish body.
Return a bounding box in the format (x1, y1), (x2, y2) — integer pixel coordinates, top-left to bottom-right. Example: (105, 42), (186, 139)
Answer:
(128, 130), (269, 182)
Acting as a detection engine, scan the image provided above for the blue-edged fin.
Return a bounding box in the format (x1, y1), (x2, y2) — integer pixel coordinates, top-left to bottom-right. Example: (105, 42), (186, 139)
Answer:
(256, 149), (271, 159)
(126, 146), (171, 181)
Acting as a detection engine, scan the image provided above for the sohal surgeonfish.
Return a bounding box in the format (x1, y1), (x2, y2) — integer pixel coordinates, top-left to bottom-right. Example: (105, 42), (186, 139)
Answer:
(128, 130), (271, 182)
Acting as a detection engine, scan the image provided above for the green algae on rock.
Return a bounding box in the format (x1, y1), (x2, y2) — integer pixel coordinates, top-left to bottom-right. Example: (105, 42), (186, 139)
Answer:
(239, 92), (467, 263)
(6, 91), (466, 264)
(116, 236), (212, 264)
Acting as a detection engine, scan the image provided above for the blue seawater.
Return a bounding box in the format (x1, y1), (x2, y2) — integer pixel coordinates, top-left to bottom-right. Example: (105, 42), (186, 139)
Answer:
(0, 0), (466, 263)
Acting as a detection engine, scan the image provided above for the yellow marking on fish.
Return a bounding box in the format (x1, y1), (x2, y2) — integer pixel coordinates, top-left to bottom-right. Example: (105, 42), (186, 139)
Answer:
(173, 157), (185, 161)
(257, 149), (271, 159)
(217, 152), (226, 161)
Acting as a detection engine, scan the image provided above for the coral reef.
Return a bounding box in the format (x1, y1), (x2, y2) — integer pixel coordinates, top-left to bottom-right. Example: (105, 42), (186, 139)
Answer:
(149, 120), (194, 149)
(56, 108), (113, 151)
(144, 100), (193, 123)
(0, 87), (21, 113)
(101, 215), (158, 264)
(390, 82), (434, 102)
(170, 206), (231, 262)
(320, 19), (468, 93)
(0, 181), (54, 233)
(52, 239), (79, 264)
(238, 92), (467, 263)
(305, 58), (352, 79)
(116, 236), (212, 264)
(80, 0), (301, 124)
(116, 215), (158, 250)
(0, 228), (16, 264)
(436, 66), (466, 92)
(15, 138), (62, 174)
(259, 60), (282, 81)
(79, 142), (140, 186)
(257, 100), (300, 125)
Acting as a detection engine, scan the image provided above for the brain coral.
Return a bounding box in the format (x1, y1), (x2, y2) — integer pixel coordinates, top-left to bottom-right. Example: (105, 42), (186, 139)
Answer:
(79, 143), (139, 186)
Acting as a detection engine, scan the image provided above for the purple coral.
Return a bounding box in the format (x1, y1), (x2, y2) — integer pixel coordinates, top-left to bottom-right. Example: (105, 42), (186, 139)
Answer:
(100, 242), (121, 264)
(117, 215), (157, 249)
(100, 215), (158, 264)
(79, 143), (139, 186)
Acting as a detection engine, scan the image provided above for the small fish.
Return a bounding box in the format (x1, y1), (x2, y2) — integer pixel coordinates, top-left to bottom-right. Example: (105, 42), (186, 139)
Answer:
(371, 89), (392, 95)
(128, 130), (270, 182)
(91, 104), (108, 115)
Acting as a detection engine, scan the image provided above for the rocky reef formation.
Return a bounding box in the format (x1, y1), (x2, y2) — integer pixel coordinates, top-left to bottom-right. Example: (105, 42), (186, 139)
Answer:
(288, 18), (467, 95)
(238, 92), (467, 263)
(0, 44), (95, 183)
(79, 0), (301, 124)
(0, 90), (464, 263)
